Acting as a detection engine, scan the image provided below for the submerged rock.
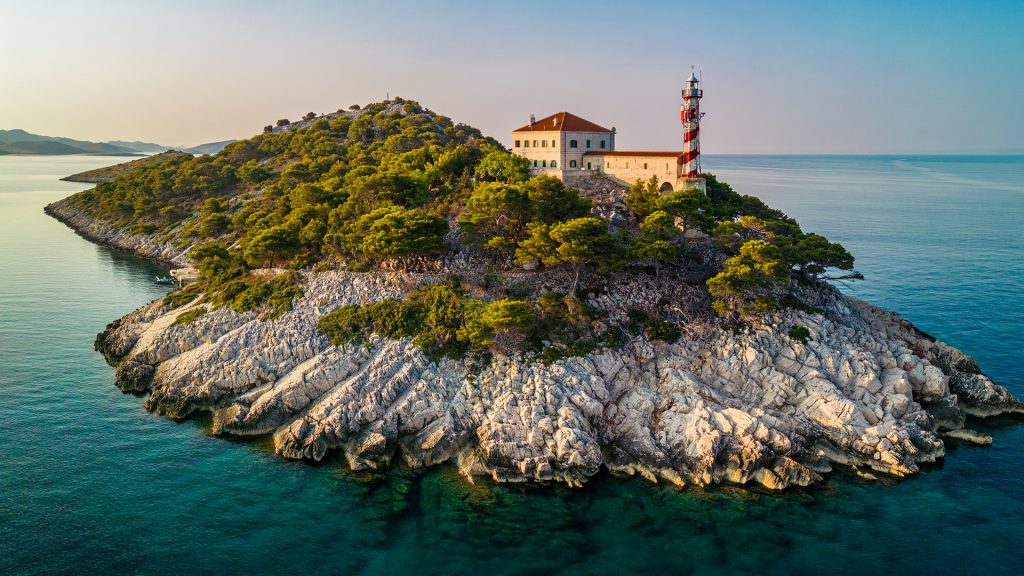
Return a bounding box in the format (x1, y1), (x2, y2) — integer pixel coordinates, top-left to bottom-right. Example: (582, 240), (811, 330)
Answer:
(93, 270), (1023, 490)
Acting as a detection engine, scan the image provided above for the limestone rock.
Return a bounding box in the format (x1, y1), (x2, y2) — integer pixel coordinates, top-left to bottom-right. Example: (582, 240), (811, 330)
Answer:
(92, 270), (1021, 490)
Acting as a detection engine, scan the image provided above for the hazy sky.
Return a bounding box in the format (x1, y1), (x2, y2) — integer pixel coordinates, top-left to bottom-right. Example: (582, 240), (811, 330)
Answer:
(1, 0), (1022, 153)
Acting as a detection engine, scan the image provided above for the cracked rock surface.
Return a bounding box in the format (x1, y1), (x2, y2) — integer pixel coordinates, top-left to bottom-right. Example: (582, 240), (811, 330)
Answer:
(94, 270), (1023, 490)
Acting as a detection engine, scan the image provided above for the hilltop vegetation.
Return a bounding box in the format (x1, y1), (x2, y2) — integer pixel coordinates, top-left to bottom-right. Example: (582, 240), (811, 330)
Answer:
(62, 98), (857, 361)
(62, 151), (194, 183)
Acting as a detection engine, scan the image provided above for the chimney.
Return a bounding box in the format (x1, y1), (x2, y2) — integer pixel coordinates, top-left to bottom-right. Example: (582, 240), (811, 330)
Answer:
(529, 114), (536, 126)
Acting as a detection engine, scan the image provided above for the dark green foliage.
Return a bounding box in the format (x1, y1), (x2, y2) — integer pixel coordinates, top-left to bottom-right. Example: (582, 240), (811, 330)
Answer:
(459, 176), (590, 255)
(231, 281), (273, 313)
(788, 324), (811, 344)
(625, 176), (661, 218)
(68, 96), (859, 333)
(317, 284), (609, 363)
(200, 212), (231, 236)
(349, 206), (448, 264)
(318, 305), (369, 344)
(172, 307), (207, 326)
(779, 295), (824, 315)
(707, 239), (788, 318)
(629, 210), (679, 275)
(785, 233), (855, 281)
(474, 143), (530, 183)
(459, 299), (536, 348)
(524, 176), (592, 224)
(646, 320), (681, 343)
(656, 187), (712, 233)
(165, 284), (202, 309)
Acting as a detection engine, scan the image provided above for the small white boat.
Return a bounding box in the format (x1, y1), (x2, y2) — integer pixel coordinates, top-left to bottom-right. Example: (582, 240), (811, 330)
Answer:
(153, 276), (174, 285)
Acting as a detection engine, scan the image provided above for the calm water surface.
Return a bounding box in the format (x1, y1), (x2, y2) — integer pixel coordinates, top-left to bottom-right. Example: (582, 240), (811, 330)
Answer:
(1, 155), (1021, 575)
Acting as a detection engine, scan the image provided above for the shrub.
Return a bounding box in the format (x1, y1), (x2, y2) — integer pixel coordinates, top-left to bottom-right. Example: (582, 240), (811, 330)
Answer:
(318, 305), (369, 344)
(165, 284), (202, 309)
(172, 307), (206, 326)
(779, 295), (823, 315)
(231, 280), (273, 313)
(646, 320), (680, 343)
(788, 324), (811, 344)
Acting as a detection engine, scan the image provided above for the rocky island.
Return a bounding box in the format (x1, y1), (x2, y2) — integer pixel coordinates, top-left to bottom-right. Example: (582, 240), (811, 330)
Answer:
(46, 99), (1022, 490)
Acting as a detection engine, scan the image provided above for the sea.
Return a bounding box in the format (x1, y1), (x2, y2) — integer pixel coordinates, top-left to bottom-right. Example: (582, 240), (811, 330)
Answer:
(0, 154), (1021, 575)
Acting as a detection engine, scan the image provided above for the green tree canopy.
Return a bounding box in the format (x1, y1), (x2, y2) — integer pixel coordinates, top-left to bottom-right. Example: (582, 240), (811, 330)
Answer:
(656, 187), (712, 234)
(458, 182), (530, 249)
(625, 176), (662, 218)
(706, 239), (788, 318)
(548, 217), (622, 294)
(353, 206), (448, 265)
(524, 176), (591, 224)
(475, 143), (530, 183)
(243, 225), (300, 268)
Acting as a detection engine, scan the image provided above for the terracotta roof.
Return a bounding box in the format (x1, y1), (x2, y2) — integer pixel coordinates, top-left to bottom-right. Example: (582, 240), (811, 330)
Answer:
(513, 112), (612, 133)
(583, 151), (684, 158)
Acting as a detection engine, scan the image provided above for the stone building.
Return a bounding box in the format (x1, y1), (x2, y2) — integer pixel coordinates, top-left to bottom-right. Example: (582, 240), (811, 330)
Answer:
(511, 111), (704, 193)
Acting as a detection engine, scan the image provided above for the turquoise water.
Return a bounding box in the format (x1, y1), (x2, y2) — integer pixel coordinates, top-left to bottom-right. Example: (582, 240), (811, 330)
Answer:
(1, 155), (1021, 575)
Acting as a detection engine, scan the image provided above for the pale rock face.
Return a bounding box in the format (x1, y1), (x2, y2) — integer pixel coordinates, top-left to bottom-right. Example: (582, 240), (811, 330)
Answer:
(94, 271), (1023, 491)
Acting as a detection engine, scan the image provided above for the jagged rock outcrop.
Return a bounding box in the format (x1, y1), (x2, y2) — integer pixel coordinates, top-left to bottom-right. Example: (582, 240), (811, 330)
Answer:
(94, 270), (1023, 490)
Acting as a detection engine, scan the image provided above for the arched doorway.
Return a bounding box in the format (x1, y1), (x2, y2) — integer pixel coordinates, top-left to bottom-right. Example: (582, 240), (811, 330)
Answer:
(659, 181), (674, 193)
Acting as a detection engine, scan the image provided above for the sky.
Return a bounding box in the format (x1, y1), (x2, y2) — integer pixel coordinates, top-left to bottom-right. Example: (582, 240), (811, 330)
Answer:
(1, 0), (1022, 153)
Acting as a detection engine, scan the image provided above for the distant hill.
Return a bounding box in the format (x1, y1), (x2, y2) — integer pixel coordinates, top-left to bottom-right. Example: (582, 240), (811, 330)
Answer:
(0, 140), (137, 155)
(0, 129), (236, 156)
(185, 140), (236, 155)
(107, 140), (179, 154)
(61, 150), (194, 183)
(0, 129), (139, 156)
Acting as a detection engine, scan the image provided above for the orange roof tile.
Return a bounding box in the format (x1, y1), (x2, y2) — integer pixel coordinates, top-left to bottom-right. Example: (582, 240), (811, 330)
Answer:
(513, 112), (612, 133)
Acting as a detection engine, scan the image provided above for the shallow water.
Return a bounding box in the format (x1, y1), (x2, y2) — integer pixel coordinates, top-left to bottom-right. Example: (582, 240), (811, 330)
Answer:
(0, 155), (1021, 575)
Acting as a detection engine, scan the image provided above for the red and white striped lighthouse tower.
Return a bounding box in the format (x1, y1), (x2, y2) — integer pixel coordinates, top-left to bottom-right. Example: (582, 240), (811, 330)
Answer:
(680, 72), (703, 178)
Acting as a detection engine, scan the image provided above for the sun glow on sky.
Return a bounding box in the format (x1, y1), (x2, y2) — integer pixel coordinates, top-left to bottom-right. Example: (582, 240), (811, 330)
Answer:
(1, 0), (1022, 153)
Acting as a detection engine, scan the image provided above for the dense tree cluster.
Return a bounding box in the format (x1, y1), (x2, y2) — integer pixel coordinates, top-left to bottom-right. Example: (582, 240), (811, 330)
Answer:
(317, 281), (614, 362)
(70, 98), (857, 353)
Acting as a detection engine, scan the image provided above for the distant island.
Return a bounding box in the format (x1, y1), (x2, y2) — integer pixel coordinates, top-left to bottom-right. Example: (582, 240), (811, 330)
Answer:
(0, 128), (236, 156)
(45, 98), (1022, 490)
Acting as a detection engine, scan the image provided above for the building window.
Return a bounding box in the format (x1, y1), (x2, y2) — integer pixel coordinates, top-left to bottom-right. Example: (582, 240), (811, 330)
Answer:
(524, 140), (530, 148)
(606, 162), (610, 168)
(626, 162), (629, 168)
(600, 140), (606, 149)
(552, 140), (556, 147)
(551, 160), (557, 168)
(533, 160), (538, 167)
(586, 140), (591, 149)
(587, 162), (592, 170)
(665, 163), (669, 170)
(542, 160), (547, 167)
(570, 140), (578, 148)
(644, 163), (648, 169)
(533, 140), (538, 147)
(541, 140), (546, 148)
(569, 160), (576, 168)
(514, 140), (520, 147)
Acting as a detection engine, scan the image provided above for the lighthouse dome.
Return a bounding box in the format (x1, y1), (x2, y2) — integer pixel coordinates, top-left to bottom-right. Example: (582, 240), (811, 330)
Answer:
(687, 73), (699, 83)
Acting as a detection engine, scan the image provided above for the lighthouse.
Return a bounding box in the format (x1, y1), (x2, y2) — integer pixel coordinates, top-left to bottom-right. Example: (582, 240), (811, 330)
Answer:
(680, 73), (703, 178)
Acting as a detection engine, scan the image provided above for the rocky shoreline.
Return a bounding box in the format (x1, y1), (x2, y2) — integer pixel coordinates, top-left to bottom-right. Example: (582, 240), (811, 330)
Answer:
(49, 200), (1023, 490)
(45, 199), (190, 266)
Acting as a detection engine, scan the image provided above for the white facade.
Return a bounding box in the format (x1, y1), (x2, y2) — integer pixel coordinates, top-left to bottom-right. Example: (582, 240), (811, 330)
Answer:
(511, 111), (704, 192)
